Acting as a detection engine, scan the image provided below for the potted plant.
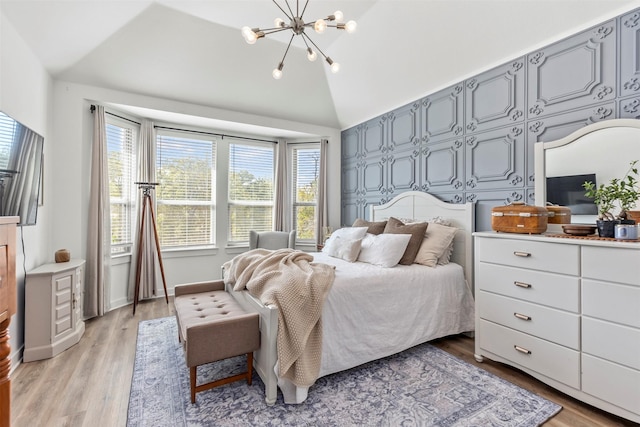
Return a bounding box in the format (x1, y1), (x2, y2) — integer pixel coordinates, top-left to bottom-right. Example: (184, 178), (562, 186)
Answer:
(583, 160), (640, 237)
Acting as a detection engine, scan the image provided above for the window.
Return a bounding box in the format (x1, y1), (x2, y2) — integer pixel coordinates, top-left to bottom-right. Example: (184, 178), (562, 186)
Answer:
(290, 143), (320, 241)
(228, 141), (274, 244)
(156, 132), (216, 248)
(106, 119), (137, 255)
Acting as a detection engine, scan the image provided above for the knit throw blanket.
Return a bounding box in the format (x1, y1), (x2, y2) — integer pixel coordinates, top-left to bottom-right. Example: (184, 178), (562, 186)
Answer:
(224, 248), (335, 387)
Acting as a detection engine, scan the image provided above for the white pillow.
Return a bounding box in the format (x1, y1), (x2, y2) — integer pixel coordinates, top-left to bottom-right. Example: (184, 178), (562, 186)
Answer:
(324, 237), (363, 262)
(414, 223), (458, 267)
(357, 233), (411, 268)
(322, 227), (368, 256)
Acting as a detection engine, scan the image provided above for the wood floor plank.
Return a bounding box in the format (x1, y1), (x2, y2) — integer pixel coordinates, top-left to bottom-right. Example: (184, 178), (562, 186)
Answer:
(10, 298), (639, 426)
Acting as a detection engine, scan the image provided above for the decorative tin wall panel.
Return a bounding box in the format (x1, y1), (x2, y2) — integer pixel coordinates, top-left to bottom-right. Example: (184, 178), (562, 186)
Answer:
(388, 103), (420, 151)
(362, 117), (385, 157)
(465, 126), (525, 191)
(341, 8), (640, 225)
(465, 60), (525, 133)
(362, 158), (385, 195)
(421, 138), (464, 193)
(527, 20), (616, 118)
(387, 148), (419, 194)
(526, 102), (615, 185)
(341, 126), (360, 161)
(422, 84), (464, 143)
(341, 161), (360, 197)
(620, 96), (640, 118)
(465, 189), (526, 231)
(620, 10), (640, 97)
(341, 199), (360, 227)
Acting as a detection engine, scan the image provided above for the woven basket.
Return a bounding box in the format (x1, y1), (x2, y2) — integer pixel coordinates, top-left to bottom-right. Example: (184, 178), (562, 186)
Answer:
(55, 249), (70, 263)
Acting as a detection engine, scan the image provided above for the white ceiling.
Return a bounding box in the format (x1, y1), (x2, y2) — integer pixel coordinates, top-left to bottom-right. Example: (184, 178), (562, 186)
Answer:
(2, 0), (640, 134)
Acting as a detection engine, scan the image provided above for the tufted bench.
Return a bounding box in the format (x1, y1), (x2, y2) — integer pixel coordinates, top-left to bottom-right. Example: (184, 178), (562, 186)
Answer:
(174, 280), (260, 403)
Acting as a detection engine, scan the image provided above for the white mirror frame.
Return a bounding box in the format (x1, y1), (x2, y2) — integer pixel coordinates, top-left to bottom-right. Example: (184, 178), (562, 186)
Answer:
(534, 118), (640, 233)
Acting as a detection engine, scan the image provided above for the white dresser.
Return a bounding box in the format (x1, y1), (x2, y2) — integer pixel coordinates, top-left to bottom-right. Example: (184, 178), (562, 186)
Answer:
(24, 259), (85, 362)
(474, 232), (640, 423)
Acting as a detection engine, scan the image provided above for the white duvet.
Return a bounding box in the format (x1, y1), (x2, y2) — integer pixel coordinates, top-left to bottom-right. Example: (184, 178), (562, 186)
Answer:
(277, 252), (476, 403)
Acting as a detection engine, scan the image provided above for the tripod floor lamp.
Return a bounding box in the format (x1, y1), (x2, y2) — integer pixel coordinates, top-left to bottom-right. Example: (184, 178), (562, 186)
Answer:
(133, 182), (168, 314)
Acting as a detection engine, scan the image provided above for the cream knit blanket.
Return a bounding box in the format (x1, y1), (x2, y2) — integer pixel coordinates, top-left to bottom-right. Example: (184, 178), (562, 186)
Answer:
(224, 248), (335, 387)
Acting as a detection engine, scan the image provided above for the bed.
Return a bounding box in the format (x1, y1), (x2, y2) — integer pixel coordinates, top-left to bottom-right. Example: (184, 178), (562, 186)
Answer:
(226, 191), (476, 404)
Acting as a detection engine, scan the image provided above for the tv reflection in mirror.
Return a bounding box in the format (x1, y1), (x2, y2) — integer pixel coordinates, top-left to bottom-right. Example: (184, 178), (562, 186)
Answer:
(0, 111), (44, 226)
(546, 173), (598, 215)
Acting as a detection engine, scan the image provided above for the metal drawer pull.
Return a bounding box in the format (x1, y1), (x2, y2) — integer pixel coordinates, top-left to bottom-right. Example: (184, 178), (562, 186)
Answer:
(514, 281), (531, 288)
(513, 251), (531, 257)
(514, 345), (531, 355)
(514, 312), (531, 321)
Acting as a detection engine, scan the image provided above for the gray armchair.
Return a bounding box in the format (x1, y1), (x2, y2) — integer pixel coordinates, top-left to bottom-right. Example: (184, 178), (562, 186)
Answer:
(249, 230), (296, 250)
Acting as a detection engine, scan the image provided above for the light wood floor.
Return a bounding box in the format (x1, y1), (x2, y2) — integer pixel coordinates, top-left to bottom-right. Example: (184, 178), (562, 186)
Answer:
(10, 297), (639, 427)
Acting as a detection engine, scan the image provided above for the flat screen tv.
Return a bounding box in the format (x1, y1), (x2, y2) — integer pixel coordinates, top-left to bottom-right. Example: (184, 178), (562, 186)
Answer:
(546, 173), (597, 215)
(0, 111), (44, 226)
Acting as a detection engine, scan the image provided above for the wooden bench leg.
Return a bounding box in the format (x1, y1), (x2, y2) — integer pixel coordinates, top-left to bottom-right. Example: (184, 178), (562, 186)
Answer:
(189, 353), (254, 404)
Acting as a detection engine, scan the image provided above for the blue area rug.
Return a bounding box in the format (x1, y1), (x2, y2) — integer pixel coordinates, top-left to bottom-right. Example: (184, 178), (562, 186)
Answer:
(127, 317), (561, 426)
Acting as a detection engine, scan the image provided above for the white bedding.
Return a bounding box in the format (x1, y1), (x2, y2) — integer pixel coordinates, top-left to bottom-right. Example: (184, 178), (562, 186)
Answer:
(277, 251), (476, 403)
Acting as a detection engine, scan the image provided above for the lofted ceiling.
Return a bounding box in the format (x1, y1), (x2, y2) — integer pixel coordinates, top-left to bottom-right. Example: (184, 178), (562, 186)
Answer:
(2, 0), (640, 133)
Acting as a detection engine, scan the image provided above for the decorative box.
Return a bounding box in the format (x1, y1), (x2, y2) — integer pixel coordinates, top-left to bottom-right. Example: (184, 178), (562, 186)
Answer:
(546, 205), (572, 224)
(491, 202), (548, 234)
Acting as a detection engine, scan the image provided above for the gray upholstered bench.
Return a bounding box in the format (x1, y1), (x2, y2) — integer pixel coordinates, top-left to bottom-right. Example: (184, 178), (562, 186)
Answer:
(174, 279), (260, 403)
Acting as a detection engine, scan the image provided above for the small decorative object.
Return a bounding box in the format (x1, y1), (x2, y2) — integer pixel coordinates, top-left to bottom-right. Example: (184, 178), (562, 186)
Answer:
(614, 224), (638, 240)
(583, 160), (640, 238)
(491, 201), (548, 234)
(562, 224), (596, 236)
(54, 249), (70, 263)
(546, 203), (571, 224)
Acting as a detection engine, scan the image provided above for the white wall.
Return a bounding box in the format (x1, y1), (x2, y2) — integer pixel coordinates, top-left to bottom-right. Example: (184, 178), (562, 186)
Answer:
(51, 81), (342, 310)
(0, 11), (53, 370)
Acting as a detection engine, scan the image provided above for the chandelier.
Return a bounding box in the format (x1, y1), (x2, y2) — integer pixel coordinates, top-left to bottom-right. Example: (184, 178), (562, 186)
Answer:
(241, 0), (357, 79)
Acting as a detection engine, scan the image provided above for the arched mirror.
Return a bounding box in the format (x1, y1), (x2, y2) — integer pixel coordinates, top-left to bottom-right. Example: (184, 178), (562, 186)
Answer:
(534, 119), (640, 232)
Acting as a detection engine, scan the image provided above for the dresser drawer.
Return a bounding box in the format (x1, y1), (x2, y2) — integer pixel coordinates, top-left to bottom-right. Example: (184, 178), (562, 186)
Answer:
(478, 319), (580, 389)
(582, 354), (640, 416)
(583, 317), (640, 370)
(582, 246), (640, 286)
(477, 262), (579, 312)
(583, 279), (640, 328)
(476, 237), (579, 275)
(478, 291), (579, 349)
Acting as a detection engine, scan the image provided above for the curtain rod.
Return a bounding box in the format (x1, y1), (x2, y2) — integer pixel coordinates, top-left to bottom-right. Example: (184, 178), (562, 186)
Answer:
(90, 104), (141, 126)
(154, 125), (277, 144)
(90, 104), (277, 144)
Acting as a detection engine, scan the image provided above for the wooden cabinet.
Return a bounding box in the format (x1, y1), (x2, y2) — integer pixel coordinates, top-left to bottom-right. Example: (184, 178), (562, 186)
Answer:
(24, 259), (85, 362)
(474, 232), (640, 423)
(0, 217), (18, 427)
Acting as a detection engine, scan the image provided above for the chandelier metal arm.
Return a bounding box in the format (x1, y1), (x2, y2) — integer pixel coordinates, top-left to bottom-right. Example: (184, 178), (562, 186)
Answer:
(273, 0), (293, 21)
(279, 34), (295, 66)
(301, 32), (329, 61)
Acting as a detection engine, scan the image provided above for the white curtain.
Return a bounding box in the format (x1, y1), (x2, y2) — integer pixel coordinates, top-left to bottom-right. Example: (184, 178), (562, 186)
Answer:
(274, 139), (288, 231)
(315, 139), (328, 245)
(85, 105), (112, 317)
(4, 124), (43, 224)
(128, 120), (160, 301)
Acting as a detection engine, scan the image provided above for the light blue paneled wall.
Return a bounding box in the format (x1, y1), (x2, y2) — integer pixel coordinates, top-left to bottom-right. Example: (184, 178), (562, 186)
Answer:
(341, 8), (640, 231)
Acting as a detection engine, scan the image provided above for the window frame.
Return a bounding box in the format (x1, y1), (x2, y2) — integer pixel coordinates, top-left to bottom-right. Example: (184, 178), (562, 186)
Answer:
(154, 128), (217, 250)
(105, 115), (138, 256)
(289, 142), (321, 243)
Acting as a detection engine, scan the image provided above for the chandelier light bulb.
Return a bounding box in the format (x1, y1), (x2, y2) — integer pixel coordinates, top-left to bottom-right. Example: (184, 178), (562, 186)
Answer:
(333, 10), (344, 21)
(274, 18), (285, 28)
(242, 26), (258, 44)
(273, 63), (284, 79)
(331, 61), (340, 73)
(307, 48), (317, 62)
(345, 20), (357, 33)
(314, 19), (327, 33)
